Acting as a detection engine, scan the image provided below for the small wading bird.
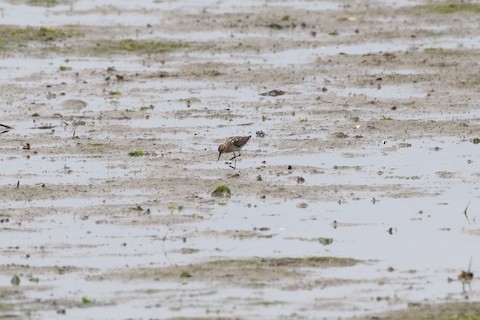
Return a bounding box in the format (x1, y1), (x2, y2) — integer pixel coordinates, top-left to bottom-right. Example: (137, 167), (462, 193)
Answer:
(448, 258), (474, 293)
(217, 135), (251, 169)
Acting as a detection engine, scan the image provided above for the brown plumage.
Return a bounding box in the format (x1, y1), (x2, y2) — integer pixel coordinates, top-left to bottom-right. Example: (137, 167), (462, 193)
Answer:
(218, 136), (251, 161)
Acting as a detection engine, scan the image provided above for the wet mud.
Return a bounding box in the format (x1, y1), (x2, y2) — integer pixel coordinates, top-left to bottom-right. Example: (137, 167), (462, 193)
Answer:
(1, 0), (480, 319)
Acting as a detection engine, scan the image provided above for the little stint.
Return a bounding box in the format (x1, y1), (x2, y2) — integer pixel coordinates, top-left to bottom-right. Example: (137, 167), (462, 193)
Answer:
(218, 135), (251, 169)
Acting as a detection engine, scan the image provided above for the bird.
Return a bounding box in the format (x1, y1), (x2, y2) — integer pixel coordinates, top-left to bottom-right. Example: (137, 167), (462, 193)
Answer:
(217, 135), (251, 168)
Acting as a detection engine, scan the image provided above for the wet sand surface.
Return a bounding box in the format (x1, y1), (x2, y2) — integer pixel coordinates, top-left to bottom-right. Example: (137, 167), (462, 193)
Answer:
(1, 0), (480, 319)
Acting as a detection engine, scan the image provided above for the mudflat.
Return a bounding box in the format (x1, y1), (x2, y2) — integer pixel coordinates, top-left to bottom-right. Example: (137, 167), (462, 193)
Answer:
(1, 1), (480, 319)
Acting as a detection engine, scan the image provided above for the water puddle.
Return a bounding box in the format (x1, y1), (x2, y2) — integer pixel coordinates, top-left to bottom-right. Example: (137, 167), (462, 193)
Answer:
(6, 178), (474, 318)
(0, 1), (159, 26)
(0, 153), (132, 186)
(202, 137), (479, 188)
(0, 57), (146, 82)
(0, 0), (337, 27)
(239, 36), (480, 67)
(422, 36), (480, 50)
(0, 195), (150, 210)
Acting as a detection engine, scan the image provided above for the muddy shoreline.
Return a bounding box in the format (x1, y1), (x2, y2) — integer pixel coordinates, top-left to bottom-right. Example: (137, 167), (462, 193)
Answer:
(1, 1), (480, 319)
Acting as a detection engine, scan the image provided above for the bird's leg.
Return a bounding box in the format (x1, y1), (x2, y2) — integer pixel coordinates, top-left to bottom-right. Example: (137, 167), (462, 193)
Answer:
(229, 152), (237, 161)
(229, 157), (237, 169)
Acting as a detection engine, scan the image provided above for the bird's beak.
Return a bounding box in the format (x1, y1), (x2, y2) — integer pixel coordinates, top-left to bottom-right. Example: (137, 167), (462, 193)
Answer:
(217, 152), (221, 161)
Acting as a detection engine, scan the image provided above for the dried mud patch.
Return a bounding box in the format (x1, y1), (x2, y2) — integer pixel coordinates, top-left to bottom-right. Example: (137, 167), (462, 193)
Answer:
(365, 301), (480, 320)
(99, 256), (360, 288)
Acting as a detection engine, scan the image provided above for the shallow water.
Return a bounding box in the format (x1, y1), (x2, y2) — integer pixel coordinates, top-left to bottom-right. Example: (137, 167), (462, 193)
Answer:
(1, 0), (480, 319)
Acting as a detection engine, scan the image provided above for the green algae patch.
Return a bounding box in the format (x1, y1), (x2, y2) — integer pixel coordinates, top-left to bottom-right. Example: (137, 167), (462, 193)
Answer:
(92, 39), (188, 54)
(421, 3), (480, 14)
(128, 150), (157, 157)
(28, 0), (60, 6)
(211, 184), (231, 197)
(58, 65), (72, 71)
(0, 26), (82, 46)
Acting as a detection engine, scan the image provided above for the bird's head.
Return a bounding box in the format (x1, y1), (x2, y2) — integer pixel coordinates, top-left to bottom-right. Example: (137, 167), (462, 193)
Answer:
(217, 144), (225, 161)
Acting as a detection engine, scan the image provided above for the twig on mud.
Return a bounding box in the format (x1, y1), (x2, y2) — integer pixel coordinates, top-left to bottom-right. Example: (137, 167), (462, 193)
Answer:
(463, 201), (471, 225)
(161, 226), (174, 265)
(0, 124), (11, 134)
